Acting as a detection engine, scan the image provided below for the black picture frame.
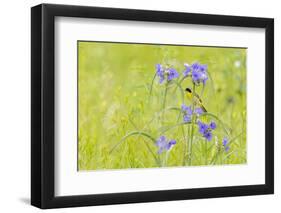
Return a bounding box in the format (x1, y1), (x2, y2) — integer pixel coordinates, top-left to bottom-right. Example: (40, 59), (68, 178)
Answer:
(31, 3), (274, 209)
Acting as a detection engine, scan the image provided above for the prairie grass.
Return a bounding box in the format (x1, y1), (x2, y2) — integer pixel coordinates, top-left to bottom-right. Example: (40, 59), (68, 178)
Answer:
(78, 41), (247, 170)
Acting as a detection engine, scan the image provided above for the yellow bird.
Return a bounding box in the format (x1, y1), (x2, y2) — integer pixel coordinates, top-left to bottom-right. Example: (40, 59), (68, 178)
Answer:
(185, 87), (207, 112)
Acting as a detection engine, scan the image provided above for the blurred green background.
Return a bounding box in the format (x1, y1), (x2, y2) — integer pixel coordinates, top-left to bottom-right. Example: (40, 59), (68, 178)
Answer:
(78, 41), (246, 170)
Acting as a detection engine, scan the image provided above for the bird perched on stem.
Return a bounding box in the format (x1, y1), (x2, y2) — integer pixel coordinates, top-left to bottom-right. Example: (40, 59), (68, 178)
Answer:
(185, 87), (207, 112)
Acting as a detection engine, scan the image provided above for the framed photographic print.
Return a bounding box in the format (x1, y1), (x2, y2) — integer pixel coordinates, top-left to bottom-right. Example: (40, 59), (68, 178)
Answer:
(31, 3), (274, 209)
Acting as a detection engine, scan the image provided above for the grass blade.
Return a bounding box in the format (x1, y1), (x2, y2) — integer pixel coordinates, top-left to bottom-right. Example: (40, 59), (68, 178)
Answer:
(159, 122), (190, 135)
(148, 73), (157, 103)
(110, 131), (156, 153)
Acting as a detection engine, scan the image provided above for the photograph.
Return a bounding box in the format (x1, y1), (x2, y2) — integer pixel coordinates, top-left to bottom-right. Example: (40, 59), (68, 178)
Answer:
(29, 2), (274, 209)
(78, 41), (247, 171)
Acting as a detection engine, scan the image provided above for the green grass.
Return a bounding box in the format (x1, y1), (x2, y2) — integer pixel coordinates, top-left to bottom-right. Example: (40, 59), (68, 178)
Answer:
(78, 41), (247, 170)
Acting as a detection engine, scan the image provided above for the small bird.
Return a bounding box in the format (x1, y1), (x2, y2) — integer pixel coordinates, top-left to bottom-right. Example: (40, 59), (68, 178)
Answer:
(185, 87), (207, 112)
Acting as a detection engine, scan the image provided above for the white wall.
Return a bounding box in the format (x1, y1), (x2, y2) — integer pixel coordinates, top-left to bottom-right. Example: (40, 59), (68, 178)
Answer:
(0, 0), (279, 212)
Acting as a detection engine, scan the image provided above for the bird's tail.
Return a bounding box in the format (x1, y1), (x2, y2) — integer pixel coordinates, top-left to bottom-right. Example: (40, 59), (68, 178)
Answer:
(200, 104), (207, 112)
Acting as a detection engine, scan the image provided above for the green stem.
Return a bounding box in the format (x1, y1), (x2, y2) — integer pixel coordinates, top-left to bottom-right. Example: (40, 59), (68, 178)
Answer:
(186, 125), (190, 163)
(161, 82), (168, 123)
(160, 154), (164, 167)
(188, 83), (196, 165)
(181, 126), (187, 166)
(220, 151), (223, 164)
(205, 139), (208, 165)
(165, 151), (169, 167)
(210, 149), (219, 165)
(109, 131), (161, 166)
(172, 76), (186, 94)
(148, 73), (156, 105)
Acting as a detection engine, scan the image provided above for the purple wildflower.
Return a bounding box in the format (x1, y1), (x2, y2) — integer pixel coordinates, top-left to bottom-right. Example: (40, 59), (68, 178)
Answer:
(197, 120), (209, 134)
(156, 136), (167, 154)
(183, 63), (191, 77)
(222, 137), (230, 152)
(167, 68), (179, 81)
(192, 69), (202, 84)
(181, 105), (205, 123)
(204, 131), (213, 141)
(192, 62), (201, 71)
(181, 104), (192, 114)
(209, 121), (217, 130)
(187, 62), (208, 85)
(194, 107), (204, 116)
(183, 114), (191, 123)
(166, 140), (176, 150)
(156, 64), (165, 84)
(201, 72), (208, 85)
(156, 136), (177, 154)
(199, 64), (207, 72)
(181, 104), (192, 123)
(197, 120), (216, 141)
(155, 64), (179, 84)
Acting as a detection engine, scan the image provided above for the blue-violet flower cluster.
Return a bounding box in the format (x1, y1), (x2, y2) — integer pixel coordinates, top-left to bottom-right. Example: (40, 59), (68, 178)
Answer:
(156, 64), (179, 84)
(222, 137), (230, 152)
(197, 120), (217, 141)
(155, 135), (177, 154)
(181, 104), (205, 123)
(183, 62), (208, 85)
